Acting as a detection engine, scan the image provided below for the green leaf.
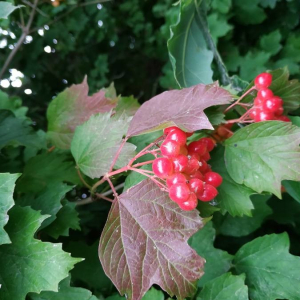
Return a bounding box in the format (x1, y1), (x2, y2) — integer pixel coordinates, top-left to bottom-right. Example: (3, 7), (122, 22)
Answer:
(259, 30), (282, 55)
(16, 151), (80, 194)
(197, 273), (248, 300)
(17, 182), (73, 229)
(141, 288), (164, 300)
(29, 277), (98, 300)
(211, 0), (232, 14)
(233, 0), (266, 25)
(47, 77), (117, 149)
(0, 206), (82, 300)
(0, 90), (28, 119)
(123, 164), (152, 191)
(189, 221), (233, 287)
(0, 2), (23, 19)
(43, 200), (80, 239)
(115, 96), (140, 117)
(259, 0), (278, 8)
(215, 194), (272, 237)
(0, 173), (20, 245)
(282, 180), (300, 203)
(71, 113), (136, 179)
(168, 0), (213, 87)
(204, 107), (226, 126)
(210, 147), (254, 217)
(0, 110), (42, 150)
(225, 121), (300, 198)
(234, 233), (300, 300)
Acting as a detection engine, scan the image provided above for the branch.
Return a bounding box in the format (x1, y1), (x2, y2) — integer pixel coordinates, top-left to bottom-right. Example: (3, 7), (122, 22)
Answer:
(0, 0), (39, 80)
(76, 183), (124, 206)
(22, 0), (49, 17)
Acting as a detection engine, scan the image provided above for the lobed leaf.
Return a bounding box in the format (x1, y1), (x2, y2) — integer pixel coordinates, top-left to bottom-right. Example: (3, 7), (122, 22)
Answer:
(99, 179), (204, 300)
(127, 83), (232, 137)
(47, 77), (117, 149)
(225, 121), (300, 197)
(0, 173), (20, 245)
(71, 113), (136, 179)
(0, 206), (82, 300)
(234, 233), (300, 300)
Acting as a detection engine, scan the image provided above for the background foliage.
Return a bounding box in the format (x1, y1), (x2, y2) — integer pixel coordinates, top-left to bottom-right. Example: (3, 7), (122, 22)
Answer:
(1, 0), (300, 300)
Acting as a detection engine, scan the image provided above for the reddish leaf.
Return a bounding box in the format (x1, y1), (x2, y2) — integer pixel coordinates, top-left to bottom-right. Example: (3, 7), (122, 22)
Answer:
(99, 179), (204, 300)
(126, 83), (232, 137)
(47, 77), (117, 149)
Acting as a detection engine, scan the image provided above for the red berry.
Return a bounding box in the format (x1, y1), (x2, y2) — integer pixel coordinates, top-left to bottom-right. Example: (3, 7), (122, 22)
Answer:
(166, 128), (187, 146)
(178, 193), (198, 211)
(179, 145), (188, 155)
(263, 96), (283, 113)
(186, 132), (194, 137)
(187, 141), (207, 156)
(254, 97), (264, 107)
(275, 106), (284, 116)
(277, 115), (291, 122)
(198, 159), (208, 173)
(164, 126), (178, 135)
(185, 155), (200, 175)
(202, 152), (211, 161)
(166, 173), (187, 188)
(254, 109), (274, 122)
(254, 72), (272, 89)
(257, 88), (273, 100)
(199, 138), (215, 152)
(160, 140), (181, 157)
(204, 165), (212, 174)
(172, 155), (188, 173)
(152, 157), (173, 178)
(198, 184), (218, 202)
(190, 171), (205, 181)
(188, 178), (204, 194)
(169, 183), (190, 203)
(249, 108), (260, 120)
(205, 172), (223, 187)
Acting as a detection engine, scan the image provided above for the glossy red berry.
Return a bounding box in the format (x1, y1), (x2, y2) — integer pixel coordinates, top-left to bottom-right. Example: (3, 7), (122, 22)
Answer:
(274, 106), (284, 116)
(164, 126), (178, 135)
(277, 115), (291, 122)
(190, 170), (205, 181)
(172, 154), (188, 173)
(198, 158), (208, 173)
(263, 96), (283, 113)
(169, 183), (190, 203)
(166, 173), (187, 188)
(254, 109), (274, 122)
(199, 138), (215, 152)
(188, 178), (204, 194)
(187, 141), (207, 156)
(166, 128), (187, 146)
(185, 155), (200, 175)
(254, 72), (272, 89)
(198, 184), (218, 202)
(160, 139), (181, 157)
(257, 88), (273, 100)
(254, 96), (264, 107)
(205, 172), (223, 187)
(202, 152), (211, 161)
(152, 157), (173, 178)
(178, 193), (198, 211)
(249, 108), (260, 120)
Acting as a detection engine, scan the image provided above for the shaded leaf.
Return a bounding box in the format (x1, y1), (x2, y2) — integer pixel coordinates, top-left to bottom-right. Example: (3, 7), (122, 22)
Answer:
(47, 78), (117, 149)
(197, 273), (248, 300)
(234, 233), (300, 300)
(0, 90), (28, 119)
(168, 0), (213, 88)
(115, 96), (140, 117)
(0, 2), (23, 19)
(127, 83), (232, 137)
(0, 173), (20, 245)
(210, 147), (254, 217)
(233, 0), (266, 25)
(282, 180), (300, 203)
(29, 277), (98, 300)
(71, 113), (136, 179)
(0, 206), (82, 300)
(225, 121), (300, 198)
(16, 151), (80, 194)
(259, 30), (282, 55)
(215, 194), (272, 237)
(189, 221), (233, 287)
(99, 179), (204, 300)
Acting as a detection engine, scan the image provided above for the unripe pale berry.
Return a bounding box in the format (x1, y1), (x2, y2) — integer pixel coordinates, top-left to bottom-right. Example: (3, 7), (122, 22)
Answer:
(152, 157), (173, 178)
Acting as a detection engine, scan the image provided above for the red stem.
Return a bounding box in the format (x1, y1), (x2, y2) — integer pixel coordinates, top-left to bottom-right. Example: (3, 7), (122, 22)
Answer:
(108, 137), (128, 173)
(132, 160), (154, 168)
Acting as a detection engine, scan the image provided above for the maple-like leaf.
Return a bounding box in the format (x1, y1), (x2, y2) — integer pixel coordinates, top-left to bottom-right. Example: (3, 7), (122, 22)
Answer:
(126, 83), (232, 137)
(47, 77), (117, 149)
(99, 179), (204, 300)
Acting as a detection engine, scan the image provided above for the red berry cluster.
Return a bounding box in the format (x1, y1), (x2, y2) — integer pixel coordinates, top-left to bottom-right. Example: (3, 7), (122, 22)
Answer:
(250, 72), (290, 122)
(152, 127), (222, 211)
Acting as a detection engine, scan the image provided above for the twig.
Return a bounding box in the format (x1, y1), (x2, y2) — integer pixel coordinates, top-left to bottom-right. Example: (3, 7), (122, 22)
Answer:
(22, 0), (49, 17)
(76, 168), (92, 190)
(76, 183), (124, 206)
(0, 0), (39, 80)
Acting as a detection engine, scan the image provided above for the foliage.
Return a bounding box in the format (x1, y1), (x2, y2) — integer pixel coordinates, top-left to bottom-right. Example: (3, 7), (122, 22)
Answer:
(1, 1), (300, 300)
